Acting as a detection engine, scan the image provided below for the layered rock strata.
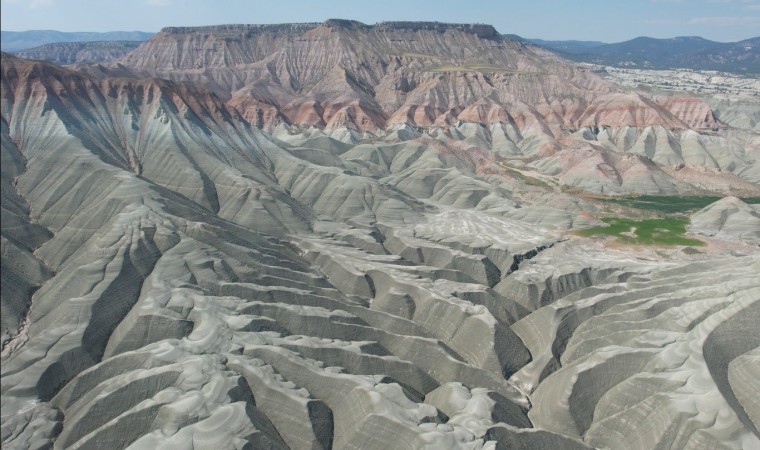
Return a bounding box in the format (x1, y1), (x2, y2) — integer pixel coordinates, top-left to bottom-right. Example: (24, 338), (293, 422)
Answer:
(1, 21), (759, 450)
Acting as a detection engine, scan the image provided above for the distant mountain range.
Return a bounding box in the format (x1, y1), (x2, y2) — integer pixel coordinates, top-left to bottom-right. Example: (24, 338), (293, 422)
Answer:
(11, 41), (143, 65)
(525, 36), (760, 74)
(524, 38), (606, 54)
(0, 30), (153, 51)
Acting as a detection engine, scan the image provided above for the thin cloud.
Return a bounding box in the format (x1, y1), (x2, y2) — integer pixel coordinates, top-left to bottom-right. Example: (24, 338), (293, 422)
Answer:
(707, 0), (760, 8)
(2, 0), (55, 7)
(687, 16), (760, 25)
(145, 0), (171, 5)
(646, 15), (760, 26)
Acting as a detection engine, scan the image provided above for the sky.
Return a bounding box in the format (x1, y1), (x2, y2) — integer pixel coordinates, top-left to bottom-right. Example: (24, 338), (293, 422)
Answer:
(1, 0), (759, 43)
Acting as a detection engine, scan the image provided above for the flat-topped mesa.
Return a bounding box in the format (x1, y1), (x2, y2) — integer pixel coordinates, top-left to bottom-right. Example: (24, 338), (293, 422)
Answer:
(160, 23), (320, 36)
(107, 19), (729, 135)
(159, 20), (501, 39)
(373, 21), (500, 39)
(321, 19), (500, 39)
(321, 19), (371, 30)
(119, 19), (518, 79)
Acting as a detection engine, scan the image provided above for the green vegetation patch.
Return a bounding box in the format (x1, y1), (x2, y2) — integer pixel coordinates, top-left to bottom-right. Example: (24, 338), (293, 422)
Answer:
(575, 216), (705, 246)
(601, 195), (760, 214)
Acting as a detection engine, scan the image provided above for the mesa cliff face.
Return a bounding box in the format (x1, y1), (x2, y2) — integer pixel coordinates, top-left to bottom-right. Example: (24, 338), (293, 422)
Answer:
(105, 19), (757, 196)
(116, 21), (722, 133)
(1, 20), (759, 450)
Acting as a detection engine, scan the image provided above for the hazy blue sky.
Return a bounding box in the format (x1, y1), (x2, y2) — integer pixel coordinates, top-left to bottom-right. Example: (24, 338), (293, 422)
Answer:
(2, 0), (759, 42)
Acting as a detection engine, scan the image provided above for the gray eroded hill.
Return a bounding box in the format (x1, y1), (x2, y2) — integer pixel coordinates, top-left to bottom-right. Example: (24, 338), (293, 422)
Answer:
(90, 21), (760, 195)
(1, 22), (759, 450)
(690, 196), (760, 244)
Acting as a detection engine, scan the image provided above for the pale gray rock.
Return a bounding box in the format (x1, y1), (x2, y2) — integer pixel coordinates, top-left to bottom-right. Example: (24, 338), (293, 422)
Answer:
(727, 347), (760, 433)
(690, 197), (760, 244)
(3, 44), (760, 450)
(521, 256), (760, 449)
(0, 124), (53, 344)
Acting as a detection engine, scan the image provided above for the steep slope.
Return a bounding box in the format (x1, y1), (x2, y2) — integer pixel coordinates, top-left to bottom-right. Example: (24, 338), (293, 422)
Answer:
(116, 21), (607, 132)
(690, 196), (760, 244)
(95, 20), (760, 194)
(1, 21), (759, 450)
(0, 49), (553, 450)
(515, 253), (760, 449)
(0, 121), (53, 345)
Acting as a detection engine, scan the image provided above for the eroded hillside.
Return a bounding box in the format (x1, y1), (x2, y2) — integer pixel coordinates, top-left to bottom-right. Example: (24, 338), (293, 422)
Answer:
(1, 21), (759, 450)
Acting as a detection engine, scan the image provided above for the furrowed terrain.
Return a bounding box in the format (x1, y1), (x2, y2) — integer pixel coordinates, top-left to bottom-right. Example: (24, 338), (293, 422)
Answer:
(12, 41), (144, 66)
(1, 20), (759, 450)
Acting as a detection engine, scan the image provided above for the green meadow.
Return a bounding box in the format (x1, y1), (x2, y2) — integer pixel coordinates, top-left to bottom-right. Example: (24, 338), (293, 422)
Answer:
(601, 195), (760, 214)
(575, 216), (705, 246)
(573, 195), (760, 246)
